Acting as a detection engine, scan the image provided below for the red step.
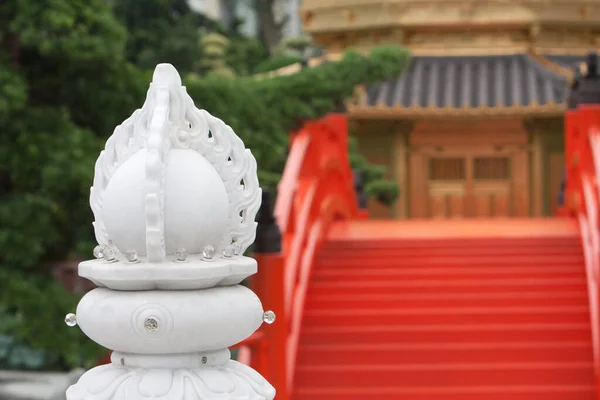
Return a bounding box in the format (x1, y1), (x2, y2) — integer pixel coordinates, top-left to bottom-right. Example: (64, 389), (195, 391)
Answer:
(292, 385), (596, 400)
(300, 323), (592, 345)
(296, 341), (594, 365)
(317, 254), (585, 268)
(322, 236), (581, 252)
(303, 306), (589, 326)
(307, 278), (586, 296)
(321, 243), (583, 255)
(312, 266), (584, 282)
(306, 292), (589, 310)
(294, 362), (595, 387)
(322, 246), (581, 259)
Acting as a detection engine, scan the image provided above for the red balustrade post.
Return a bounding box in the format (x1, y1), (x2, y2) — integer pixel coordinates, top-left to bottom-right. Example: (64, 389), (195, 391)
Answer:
(565, 109), (580, 215)
(253, 190), (289, 400)
(565, 62), (585, 216)
(576, 53), (600, 216)
(569, 51), (600, 400)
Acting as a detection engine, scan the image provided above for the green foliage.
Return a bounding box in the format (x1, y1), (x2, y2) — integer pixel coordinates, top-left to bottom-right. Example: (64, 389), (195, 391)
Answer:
(225, 37), (270, 76)
(272, 35), (324, 60)
(8, 0), (126, 60)
(0, 270), (99, 370)
(0, 64), (27, 124)
(253, 54), (303, 74)
(111, 0), (219, 75)
(0, 0), (146, 369)
(366, 180), (400, 205)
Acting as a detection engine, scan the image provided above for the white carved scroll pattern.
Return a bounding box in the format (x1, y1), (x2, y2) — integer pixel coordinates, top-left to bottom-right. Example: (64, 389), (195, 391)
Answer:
(226, 149), (261, 253)
(90, 92), (154, 247)
(166, 87), (261, 256)
(145, 80), (172, 262)
(201, 111), (261, 255)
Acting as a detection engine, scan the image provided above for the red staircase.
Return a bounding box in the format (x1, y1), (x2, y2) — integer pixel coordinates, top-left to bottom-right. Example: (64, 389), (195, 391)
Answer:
(294, 218), (595, 399)
(235, 96), (600, 399)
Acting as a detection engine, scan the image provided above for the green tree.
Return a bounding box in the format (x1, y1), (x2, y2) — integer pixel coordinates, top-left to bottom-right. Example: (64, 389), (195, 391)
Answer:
(223, 21), (270, 76)
(111, 0), (219, 74)
(0, 0), (146, 369)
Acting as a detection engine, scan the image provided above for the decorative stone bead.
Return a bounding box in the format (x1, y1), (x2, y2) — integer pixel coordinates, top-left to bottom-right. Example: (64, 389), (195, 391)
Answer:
(92, 245), (104, 259)
(202, 244), (215, 260)
(64, 313), (77, 327)
(175, 247), (187, 262)
(263, 310), (276, 324)
(222, 245), (233, 258)
(231, 241), (241, 256)
(102, 245), (116, 262)
(143, 317), (159, 332)
(124, 249), (138, 263)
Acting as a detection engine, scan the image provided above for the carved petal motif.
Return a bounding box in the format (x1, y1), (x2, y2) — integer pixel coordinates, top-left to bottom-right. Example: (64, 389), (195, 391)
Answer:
(66, 361), (275, 400)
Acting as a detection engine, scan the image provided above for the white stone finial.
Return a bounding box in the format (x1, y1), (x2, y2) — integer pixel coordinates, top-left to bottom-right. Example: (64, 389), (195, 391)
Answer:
(66, 64), (275, 400)
(152, 63), (182, 86)
(83, 62), (262, 290)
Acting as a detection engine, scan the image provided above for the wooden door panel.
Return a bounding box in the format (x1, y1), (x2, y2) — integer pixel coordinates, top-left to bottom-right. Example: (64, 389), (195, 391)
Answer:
(473, 180), (511, 218)
(426, 156), (466, 219)
(448, 195), (465, 218)
(417, 147), (530, 219)
(429, 182), (465, 219)
(429, 195), (447, 219)
(492, 193), (510, 217)
(473, 195), (492, 217)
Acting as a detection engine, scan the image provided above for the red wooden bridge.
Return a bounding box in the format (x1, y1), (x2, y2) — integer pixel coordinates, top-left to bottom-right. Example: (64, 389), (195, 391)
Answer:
(236, 90), (600, 398)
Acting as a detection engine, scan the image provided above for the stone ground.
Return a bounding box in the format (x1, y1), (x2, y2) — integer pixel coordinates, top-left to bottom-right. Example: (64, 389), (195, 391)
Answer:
(0, 369), (83, 400)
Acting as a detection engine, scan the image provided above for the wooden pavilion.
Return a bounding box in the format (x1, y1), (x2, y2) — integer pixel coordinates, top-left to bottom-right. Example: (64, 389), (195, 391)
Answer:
(300, 0), (599, 219)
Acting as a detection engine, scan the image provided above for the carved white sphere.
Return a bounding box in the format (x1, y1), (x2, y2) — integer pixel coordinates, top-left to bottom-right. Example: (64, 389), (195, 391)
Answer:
(101, 148), (229, 257)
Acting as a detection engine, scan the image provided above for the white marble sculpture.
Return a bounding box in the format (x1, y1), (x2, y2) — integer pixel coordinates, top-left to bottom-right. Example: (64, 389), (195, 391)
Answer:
(65, 64), (276, 400)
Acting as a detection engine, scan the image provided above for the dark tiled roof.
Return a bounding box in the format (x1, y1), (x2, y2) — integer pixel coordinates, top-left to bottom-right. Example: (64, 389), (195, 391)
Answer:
(544, 55), (586, 71)
(366, 55), (569, 109)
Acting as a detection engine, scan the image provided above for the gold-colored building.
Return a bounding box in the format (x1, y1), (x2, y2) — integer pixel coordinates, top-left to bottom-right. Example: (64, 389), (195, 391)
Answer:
(300, 0), (600, 219)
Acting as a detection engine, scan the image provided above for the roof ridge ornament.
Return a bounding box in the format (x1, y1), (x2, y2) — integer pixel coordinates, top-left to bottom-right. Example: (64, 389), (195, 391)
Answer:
(576, 51), (600, 106)
(586, 51), (598, 78)
(66, 64), (275, 399)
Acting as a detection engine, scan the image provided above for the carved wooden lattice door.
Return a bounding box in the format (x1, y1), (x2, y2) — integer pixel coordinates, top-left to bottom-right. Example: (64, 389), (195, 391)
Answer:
(418, 147), (526, 219)
(428, 156), (467, 218)
(470, 155), (512, 217)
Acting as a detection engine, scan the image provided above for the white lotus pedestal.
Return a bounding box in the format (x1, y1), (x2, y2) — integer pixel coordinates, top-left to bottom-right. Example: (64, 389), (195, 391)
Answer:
(65, 64), (276, 400)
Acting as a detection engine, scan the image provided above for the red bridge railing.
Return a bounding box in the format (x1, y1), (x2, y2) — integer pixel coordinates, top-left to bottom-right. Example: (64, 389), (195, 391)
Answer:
(235, 113), (360, 398)
(565, 57), (600, 398)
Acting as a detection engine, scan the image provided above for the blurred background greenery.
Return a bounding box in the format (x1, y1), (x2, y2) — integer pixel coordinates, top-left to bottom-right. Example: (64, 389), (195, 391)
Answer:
(0, 0), (408, 370)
